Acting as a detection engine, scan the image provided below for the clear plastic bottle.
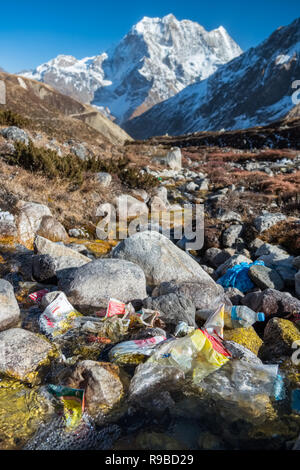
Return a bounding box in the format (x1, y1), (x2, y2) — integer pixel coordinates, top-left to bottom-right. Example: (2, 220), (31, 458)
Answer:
(224, 305), (265, 328)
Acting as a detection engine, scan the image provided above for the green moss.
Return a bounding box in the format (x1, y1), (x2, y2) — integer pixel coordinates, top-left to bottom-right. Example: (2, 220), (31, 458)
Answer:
(224, 326), (263, 355)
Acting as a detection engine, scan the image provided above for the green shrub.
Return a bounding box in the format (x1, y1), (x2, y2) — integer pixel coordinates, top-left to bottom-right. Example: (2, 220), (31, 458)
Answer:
(118, 167), (159, 190)
(0, 109), (30, 128)
(83, 155), (129, 173)
(5, 140), (84, 185)
(4, 140), (159, 190)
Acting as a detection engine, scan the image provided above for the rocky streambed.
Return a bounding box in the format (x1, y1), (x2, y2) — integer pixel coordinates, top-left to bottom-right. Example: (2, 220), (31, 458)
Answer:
(0, 147), (300, 451)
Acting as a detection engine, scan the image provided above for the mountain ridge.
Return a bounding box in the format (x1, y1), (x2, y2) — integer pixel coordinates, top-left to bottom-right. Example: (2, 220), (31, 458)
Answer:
(0, 71), (131, 145)
(124, 17), (300, 139)
(21, 14), (242, 124)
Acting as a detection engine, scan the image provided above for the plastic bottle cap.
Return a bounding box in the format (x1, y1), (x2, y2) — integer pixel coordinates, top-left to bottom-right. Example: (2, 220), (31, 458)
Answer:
(257, 312), (265, 322)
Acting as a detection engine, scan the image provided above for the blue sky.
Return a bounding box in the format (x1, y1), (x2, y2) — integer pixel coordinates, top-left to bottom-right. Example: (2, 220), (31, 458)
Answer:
(1, 0), (299, 73)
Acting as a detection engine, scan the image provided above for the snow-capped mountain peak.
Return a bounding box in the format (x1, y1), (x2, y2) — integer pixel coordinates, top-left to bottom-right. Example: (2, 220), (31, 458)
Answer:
(124, 17), (300, 139)
(21, 14), (242, 124)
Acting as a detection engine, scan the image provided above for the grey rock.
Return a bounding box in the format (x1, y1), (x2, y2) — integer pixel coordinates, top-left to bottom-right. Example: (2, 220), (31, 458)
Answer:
(37, 216), (69, 243)
(151, 279), (228, 312)
(0, 279), (20, 331)
(0, 328), (53, 383)
(200, 264), (215, 277)
(203, 247), (222, 267)
(255, 245), (296, 286)
(70, 143), (87, 160)
(34, 236), (91, 263)
(253, 212), (286, 233)
(113, 194), (148, 218)
(40, 291), (62, 309)
(64, 360), (123, 418)
(185, 182), (199, 192)
(255, 243), (289, 259)
(224, 287), (244, 305)
(216, 209), (242, 223)
(296, 271), (300, 299)
(0, 126), (29, 144)
(165, 147), (182, 171)
(149, 196), (168, 212)
(0, 219), (17, 239)
(58, 258), (147, 312)
(112, 231), (217, 288)
(96, 172), (112, 187)
(132, 189), (149, 203)
(143, 293), (196, 327)
(222, 224), (243, 247)
(16, 201), (52, 245)
(68, 228), (89, 239)
(248, 264), (284, 291)
(197, 179), (209, 191)
(152, 186), (168, 204)
(32, 254), (89, 282)
(248, 238), (265, 253)
(242, 288), (300, 318)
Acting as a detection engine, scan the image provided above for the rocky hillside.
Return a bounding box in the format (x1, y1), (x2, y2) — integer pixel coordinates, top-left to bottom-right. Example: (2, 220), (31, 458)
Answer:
(0, 72), (131, 145)
(131, 115), (300, 150)
(124, 17), (300, 139)
(22, 14), (242, 124)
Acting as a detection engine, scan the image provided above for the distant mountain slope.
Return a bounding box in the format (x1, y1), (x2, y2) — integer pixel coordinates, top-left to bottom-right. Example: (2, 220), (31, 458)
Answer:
(0, 72), (131, 145)
(21, 14), (242, 124)
(124, 17), (300, 139)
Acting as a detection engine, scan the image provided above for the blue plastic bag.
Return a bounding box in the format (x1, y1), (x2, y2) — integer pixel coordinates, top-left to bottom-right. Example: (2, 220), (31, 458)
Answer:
(217, 260), (265, 293)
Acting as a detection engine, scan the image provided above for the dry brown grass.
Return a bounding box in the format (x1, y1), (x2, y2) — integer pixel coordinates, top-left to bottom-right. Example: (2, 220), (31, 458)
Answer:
(0, 158), (126, 232)
(260, 220), (300, 256)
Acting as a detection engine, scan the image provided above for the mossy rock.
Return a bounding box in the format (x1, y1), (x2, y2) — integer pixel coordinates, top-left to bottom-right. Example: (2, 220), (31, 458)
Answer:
(279, 359), (300, 390)
(259, 317), (300, 361)
(224, 326), (263, 355)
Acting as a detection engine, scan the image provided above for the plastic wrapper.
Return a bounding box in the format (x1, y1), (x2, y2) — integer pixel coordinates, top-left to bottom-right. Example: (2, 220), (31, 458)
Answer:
(129, 362), (185, 401)
(105, 298), (126, 318)
(147, 329), (231, 384)
(39, 292), (83, 339)
(199, 359), (281, 413)
(48, 384), (85, 430)
(28, 288), (50, 303)
(174, 321), (195, 337)
(129, 308), (165, 329)
(203, 304), (225, 338)
(108, 335), (166, 365)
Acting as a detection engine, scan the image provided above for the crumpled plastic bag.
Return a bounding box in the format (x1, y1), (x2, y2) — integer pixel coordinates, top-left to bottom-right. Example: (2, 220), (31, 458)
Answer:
(147, 328), (231, 384)
(217, 260), (265, 293)
(39, 292), (83, 339)
(108, 336), (167, 365)
(47, 384), (85, 430)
